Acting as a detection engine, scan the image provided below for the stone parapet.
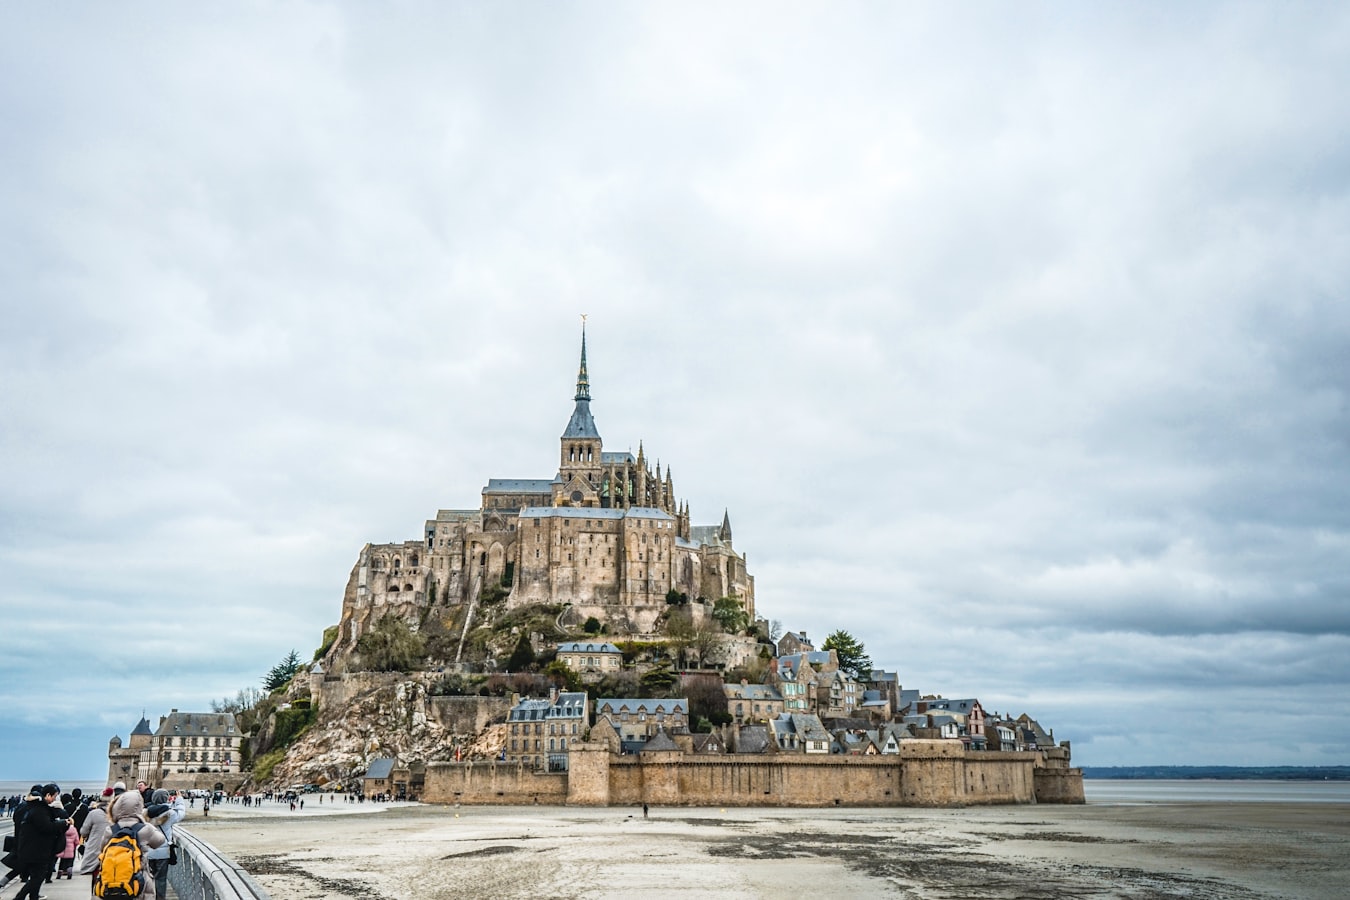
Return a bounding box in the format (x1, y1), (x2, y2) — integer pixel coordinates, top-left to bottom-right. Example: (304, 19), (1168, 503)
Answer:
(419, 747), (1084, 808)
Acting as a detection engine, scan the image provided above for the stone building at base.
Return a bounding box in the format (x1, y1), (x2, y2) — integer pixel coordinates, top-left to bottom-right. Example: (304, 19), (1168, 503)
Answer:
(108, 710), (246, 792)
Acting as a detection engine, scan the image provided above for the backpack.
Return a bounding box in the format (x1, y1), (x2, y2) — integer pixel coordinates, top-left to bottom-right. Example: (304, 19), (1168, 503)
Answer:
(94, 823), (144, 898)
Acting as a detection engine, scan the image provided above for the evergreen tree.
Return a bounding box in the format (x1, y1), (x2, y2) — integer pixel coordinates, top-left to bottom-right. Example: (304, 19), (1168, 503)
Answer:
(507, 633), (537, 671)
(639, 660), (678, 696)
(263, 650), (302, 691)
(822, 629), (872, 680)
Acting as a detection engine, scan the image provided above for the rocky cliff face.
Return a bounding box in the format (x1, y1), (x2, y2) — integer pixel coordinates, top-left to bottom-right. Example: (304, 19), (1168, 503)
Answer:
(261, 678), (506, 789)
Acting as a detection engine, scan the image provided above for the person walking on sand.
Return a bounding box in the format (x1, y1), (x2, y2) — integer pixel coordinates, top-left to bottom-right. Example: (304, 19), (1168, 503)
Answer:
(642, 803), (649, 819)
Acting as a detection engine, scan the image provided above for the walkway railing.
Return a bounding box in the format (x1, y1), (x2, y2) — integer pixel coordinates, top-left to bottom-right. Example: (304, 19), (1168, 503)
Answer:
(167, 827), (271, 900)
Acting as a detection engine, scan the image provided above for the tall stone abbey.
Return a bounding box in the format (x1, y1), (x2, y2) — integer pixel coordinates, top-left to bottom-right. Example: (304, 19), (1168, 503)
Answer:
(331, 329), (755, 657)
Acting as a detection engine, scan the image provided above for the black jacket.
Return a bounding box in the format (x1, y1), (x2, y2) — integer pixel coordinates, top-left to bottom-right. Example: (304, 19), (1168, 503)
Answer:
(14, 798), (68, 870)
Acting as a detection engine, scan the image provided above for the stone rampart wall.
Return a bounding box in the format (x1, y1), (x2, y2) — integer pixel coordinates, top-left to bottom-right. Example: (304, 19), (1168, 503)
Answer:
(1034, 767), (1086, 804)
(421, 743), (1083, 808)
(423, 760), (568, 805)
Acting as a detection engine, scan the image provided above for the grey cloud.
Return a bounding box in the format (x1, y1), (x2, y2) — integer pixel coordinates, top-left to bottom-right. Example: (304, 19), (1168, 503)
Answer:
(3, 3), (1350, 774)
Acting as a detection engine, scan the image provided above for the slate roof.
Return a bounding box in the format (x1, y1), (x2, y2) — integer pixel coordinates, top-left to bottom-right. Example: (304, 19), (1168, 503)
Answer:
(791, 714), (831, 742)
(484, 479), (555, 494)
(508, 692), (588, 722)
(735, 725), (772, 754)
(600, 451), (635, 464)
(364, 758), (396, 780)
(641, 730), (681, 753)
(779, 651), (835, 671)
(131, 716), (153, 736)
(596, 698), (688, 715)
(562, 398), (600, 439)
(153, 711), (238, 737)
(724, 683), (783, 702)
(691, 733), (724, 753)
(557, 641), (622, 654)
(689, 525), (727, 548)
(926, 698), (982, 715)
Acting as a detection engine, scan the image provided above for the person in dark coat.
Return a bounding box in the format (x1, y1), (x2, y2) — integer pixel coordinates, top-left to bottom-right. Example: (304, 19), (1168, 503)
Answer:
(11, 784), (71, 900)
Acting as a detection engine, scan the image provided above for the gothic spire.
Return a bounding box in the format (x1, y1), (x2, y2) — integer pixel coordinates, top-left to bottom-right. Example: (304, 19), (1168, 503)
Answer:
(720, 509), (733, 543)
(575, 319), (591, 402)
(561, 319), (600, 440)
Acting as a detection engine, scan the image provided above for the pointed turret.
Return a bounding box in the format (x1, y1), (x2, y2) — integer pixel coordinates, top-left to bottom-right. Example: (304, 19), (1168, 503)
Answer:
(558, 320), (603, 504)
(561, 322), (600, 441)
(720, 509), (733, 543)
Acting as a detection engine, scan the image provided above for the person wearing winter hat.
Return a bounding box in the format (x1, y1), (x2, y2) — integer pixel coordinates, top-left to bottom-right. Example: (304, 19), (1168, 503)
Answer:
(106, 791), (165, 899)
(144, 789), (186, 898)
(77, 796), (111, 887)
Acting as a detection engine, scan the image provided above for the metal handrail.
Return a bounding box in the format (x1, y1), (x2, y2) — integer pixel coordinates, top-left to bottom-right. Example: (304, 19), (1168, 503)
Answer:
(166, 827), (271, 900)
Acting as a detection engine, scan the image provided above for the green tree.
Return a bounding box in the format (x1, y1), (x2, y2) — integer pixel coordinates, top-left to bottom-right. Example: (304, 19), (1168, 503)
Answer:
(639, 660), (678, 696)
(683, 674), (730, 724)
(507, 633), (537, 671)
(712, 596), (748, 633)
(356, 614), (427, 672)
(583, 616), (602, 634)
(263, 650), (302, 692)
(822, 629), (872, 680)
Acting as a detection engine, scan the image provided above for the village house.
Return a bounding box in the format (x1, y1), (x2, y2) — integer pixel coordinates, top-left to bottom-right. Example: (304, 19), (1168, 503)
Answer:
(594, 698), (689, 742)
(776, 630), (814, 657)
(769, 712), (832, 754)
(555, 641), (623, 681)
(924, 698), (987, 750)
(506, 691), (588, 770)
(770, 655), (815, 712)
(812, 668), (862, 718)
(723, 682), (785, 724)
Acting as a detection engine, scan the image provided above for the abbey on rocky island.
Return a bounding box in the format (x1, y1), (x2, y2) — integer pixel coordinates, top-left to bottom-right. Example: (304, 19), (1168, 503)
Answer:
(330, 328), (755, 659)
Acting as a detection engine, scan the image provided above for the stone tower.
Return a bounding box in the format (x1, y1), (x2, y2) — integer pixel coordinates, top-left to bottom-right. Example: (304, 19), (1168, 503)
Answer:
(556, 323), (604, 507)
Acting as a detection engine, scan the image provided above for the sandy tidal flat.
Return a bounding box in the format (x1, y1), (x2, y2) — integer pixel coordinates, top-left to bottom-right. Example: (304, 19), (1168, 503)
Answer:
(188, 800), (1350, 899)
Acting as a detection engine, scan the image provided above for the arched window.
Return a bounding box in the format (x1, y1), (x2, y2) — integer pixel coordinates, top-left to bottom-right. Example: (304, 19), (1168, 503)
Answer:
(389, 584), (400, 592)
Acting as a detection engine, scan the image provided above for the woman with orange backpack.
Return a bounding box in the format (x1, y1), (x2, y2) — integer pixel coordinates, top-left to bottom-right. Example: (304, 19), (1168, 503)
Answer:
(95, 791), (164, 899)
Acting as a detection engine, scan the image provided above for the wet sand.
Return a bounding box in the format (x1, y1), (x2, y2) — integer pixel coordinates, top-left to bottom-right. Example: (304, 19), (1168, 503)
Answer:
(188, 799), (1350, 899)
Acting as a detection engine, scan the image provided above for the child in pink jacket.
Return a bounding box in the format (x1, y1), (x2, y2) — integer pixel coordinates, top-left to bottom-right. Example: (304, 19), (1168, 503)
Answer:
(56, 820), (78, 879)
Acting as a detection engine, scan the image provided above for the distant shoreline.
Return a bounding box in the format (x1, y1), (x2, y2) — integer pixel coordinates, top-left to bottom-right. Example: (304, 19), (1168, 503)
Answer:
(1082, 766), (1350, 781)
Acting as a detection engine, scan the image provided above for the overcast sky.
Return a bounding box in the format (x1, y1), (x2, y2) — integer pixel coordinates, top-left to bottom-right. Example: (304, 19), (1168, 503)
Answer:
(3, 3), (1347, 779)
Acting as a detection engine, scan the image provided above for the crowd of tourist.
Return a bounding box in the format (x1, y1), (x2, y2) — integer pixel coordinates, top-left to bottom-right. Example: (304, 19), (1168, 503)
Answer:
(0, 780), (184, 899)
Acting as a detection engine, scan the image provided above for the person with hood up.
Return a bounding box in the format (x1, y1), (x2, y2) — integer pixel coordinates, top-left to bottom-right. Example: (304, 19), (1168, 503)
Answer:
(102, 791), (165, 899)
(10, 784), (71, 900)
(144, 789), (185, 898)
(77, 794), (112, 887)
